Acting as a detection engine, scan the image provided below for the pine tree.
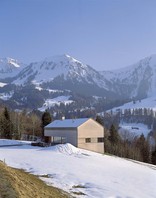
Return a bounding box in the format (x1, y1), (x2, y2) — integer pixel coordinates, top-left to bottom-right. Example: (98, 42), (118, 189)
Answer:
(142, 140), (151, 163)
(151, 147), (156, 165)
(2, 107), (13, 139)
(96, 116), (103, 126)
(136, 134), (150, 163)
(4, 107), (10, 120)
(108, 124), (120, 155)
(41, 110), (52, 139)
(109, 124), (120, 145)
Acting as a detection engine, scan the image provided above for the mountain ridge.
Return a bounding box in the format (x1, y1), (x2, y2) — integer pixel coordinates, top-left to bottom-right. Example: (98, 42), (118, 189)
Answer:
(101, 54), (156, 98)
(0, 54), (156, 111)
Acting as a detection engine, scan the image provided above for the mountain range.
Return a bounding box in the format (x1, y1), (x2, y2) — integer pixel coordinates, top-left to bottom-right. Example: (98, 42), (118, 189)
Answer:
(0, 54), (156, 111)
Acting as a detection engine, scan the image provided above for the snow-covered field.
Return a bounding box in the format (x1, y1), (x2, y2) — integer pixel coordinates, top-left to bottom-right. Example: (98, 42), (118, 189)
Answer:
(0, 82), (7, 87)
(38, 95), (74, 112)
(119, 122), (151, 139)
(35, 86), (64, 93)
(0, 140), (156, 198)
(0, 139), (31, 146)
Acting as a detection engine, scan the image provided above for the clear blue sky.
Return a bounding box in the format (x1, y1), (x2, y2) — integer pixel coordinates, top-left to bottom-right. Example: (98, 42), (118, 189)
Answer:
(1, 0), (156, 70)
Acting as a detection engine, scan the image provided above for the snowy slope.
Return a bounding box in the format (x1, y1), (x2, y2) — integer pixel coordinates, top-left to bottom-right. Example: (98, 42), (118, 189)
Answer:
(0, 91), (14, 101)
(119, 123), (150, 139)
(0, 82), (7, 87)
(38, 95), (74, 112)
(100, 96), (156, 139)
(107, 96), (156, 114)
(0, 57), (24, 79)
(0, 141), (156, 198)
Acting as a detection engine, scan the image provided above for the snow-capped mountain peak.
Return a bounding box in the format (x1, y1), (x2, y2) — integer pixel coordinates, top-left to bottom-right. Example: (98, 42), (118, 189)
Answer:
(0, 57), (21, 69)
(0, 57), (24, 79)
(7, 57), (20, 68)
(13, 54), (107, 91)
(43, 54), (87, 69)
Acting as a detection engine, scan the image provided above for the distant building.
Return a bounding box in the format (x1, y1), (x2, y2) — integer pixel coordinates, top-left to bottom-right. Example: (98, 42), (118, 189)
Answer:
(44, 118), (104, 154)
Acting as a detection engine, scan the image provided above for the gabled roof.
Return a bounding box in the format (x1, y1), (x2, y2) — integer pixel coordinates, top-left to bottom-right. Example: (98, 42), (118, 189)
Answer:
(45, 118), (90, 129)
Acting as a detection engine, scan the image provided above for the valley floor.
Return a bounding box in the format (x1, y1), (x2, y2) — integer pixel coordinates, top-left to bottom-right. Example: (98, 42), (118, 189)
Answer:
(0, 140), (156, 198)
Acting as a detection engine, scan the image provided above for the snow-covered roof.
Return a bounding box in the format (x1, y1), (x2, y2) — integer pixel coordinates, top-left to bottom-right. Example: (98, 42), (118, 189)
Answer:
(45, 118), (90, 128)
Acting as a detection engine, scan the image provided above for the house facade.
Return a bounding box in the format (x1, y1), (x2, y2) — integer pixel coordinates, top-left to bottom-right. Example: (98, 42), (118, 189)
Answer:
(44, 118), (104, 153)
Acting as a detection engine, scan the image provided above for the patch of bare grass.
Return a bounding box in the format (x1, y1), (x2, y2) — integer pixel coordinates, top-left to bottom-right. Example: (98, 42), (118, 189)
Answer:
(0, 162), (72, 198)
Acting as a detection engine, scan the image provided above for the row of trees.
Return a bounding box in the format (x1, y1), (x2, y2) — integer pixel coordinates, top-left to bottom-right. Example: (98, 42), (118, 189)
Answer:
(0, 107), (43, 140)
(96, 116), (156, 164)
(1, 106), (156, 165)
(104, 108), (156, 130)
(0, 106), (53, 141)
(104, 124), (156, 165)
(101, 109), (156, 146)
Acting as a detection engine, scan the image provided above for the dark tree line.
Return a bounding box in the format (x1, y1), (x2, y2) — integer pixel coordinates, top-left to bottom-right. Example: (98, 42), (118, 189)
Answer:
(95, 114), (156, 164)
(0, 106), (53, 143)
(101, 108), (156, 147)
(0, 107), (42, 140)
(104, 124), (155, 165)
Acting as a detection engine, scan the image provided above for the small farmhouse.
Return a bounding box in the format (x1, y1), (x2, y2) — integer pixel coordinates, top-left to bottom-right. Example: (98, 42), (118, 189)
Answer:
(44, 118), (104, 154)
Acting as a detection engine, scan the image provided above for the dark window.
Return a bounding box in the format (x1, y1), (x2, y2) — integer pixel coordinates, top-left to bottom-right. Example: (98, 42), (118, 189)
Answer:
(97, 137), (104, 143)
(85, 138), (91, 143)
